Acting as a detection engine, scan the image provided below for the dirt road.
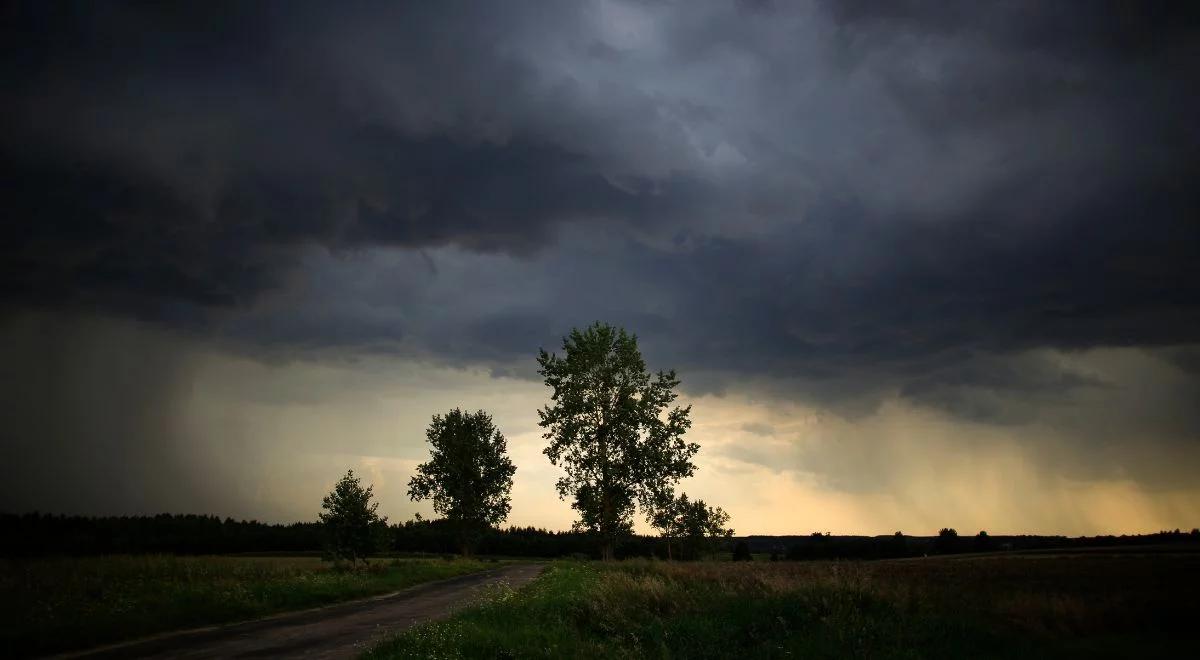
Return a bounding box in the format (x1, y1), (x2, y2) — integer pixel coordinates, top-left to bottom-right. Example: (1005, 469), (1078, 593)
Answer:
(59, 563), (546, 660)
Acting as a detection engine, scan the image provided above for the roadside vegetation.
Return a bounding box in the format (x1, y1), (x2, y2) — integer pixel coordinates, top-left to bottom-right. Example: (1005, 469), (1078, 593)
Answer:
(0, 554), (492, 657)
(367, 554), (1200, 659)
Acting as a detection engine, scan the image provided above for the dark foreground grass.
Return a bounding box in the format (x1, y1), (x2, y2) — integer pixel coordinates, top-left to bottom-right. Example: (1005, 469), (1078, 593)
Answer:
(366, 553), (1200, 659)
(0, 554), (493, 657)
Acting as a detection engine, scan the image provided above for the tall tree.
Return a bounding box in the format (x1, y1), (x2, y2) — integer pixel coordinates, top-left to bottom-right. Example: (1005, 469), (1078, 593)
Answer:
(408, 408), (516, 555)
(319, 469), (388, 565)
(538, 322), (698, 560)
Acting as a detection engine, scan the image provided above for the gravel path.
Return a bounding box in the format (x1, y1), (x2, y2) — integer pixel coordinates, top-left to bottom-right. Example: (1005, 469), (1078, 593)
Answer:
(57, 563), (546, 660)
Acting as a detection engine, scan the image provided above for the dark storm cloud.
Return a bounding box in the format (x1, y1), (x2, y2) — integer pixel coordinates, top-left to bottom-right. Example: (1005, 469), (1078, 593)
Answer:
(1, 1), (710, 322)
(3, 0), (1199, 417)
(824, 0), (1200, 57)
(1164, 346), (1200, 376)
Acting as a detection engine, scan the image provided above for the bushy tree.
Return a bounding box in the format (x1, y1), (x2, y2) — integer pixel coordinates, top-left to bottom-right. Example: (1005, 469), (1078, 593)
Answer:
(319, 469), (388, 564)
(408, 408), (516, 555)
(934, 527), (959, 554)
(679, 496), (733, 559)
(649, 492), (733, 560)
(538, 322), (698, 560)
(974, 530), (993, 551)
(648, 492), (686, 560)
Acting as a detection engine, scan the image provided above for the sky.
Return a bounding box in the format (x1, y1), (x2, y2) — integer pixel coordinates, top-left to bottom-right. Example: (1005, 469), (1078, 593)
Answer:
(2, 1), (1198, 535)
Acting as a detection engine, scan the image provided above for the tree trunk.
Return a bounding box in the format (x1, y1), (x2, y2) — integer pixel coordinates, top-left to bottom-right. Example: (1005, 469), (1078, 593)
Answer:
(600, 497), (616, 561)
(457, 522), (471, 557)
(602, 539), (615, 561)
(599, 422), (615, 562)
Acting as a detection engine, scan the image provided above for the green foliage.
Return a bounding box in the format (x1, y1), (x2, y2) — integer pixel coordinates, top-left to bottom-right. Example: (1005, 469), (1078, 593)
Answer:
(408, 408), (516, 554)
(678, 497), (732, 558)
(368, 555), (1200, 659)
(649, 492), (734, 560)
(0, 555), (491, 657)
(320, 469), (388, 564)
(365, 562), (607, 660)
(538, 322), (698, 559)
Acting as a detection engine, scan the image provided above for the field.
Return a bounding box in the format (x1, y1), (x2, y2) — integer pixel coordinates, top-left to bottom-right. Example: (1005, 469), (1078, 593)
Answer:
(0, 554), (492, 657)
(367, 552), (1200, 659)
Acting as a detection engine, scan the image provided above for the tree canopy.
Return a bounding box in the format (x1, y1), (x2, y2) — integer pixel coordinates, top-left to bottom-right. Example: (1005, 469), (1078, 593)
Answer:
(538, 322), (698, 560)
(319, 469), (387, 564)
(408, 408), (516, 555)
(935, 527), (960, 554)
(650, 492), (733, 560)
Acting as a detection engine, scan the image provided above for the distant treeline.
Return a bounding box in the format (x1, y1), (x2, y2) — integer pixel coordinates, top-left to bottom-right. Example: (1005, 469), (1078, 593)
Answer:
(1, 513), (325, 556)
(0, 513), (658, 559)
(743, 528), (1200, 560)
(3, 512), (1197, 559)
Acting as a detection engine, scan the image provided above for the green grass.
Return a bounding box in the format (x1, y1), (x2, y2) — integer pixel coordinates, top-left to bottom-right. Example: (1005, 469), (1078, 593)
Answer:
(0, 554), (495, 657)
(366, 554), (1200, 659)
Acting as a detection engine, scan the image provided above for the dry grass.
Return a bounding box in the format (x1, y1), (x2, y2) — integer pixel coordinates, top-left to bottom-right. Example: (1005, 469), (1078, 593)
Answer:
(369, 552), (1200, 659)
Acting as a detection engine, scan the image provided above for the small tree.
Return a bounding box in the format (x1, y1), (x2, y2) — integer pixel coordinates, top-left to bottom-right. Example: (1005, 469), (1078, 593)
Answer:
(539, 322), (698, 560)
(648, 491), (687, 560)
(934, 527), (959, 554)
(673, 494), (733, 560)
(408, 408), (516, 555)
(974, 530), (993, 552)
(319, 469), (387, 565)
(732, 541), (752, 562)
(657, 494), (729, 561)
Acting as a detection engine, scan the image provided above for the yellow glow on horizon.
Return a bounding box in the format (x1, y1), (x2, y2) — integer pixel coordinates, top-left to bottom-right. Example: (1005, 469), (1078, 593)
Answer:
(171, 346), (1199, 536)
(6, 313), (1195, 535)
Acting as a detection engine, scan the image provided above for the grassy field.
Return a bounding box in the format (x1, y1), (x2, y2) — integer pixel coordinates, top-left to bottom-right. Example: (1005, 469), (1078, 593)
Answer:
(0, 554), (493, 657)
(367, 553), (1200, 659)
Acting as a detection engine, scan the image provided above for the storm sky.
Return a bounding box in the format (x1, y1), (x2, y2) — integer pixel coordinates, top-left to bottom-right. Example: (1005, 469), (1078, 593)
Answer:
(3, 1), (1198, 534)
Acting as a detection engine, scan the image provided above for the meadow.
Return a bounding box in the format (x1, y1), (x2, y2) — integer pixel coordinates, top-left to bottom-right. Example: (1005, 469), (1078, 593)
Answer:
(367, 552), (1200, 659)
(0, 554), (492, 657)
